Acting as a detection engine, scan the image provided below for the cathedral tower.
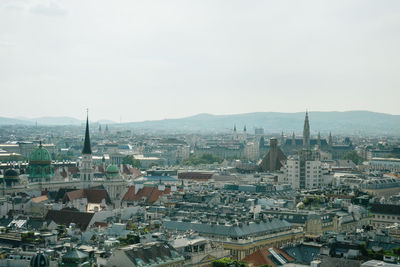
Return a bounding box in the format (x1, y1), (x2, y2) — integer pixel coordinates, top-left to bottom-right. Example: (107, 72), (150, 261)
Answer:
(80, 113), (94, 188)
(303, 111), (310, 149)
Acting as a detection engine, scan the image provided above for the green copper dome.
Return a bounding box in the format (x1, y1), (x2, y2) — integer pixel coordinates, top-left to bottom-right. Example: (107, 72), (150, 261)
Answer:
(106, 164), (119, 179)
(106, 165), (119, 173)
(28, 142), (54, 181)
(29, 143), (52, 164)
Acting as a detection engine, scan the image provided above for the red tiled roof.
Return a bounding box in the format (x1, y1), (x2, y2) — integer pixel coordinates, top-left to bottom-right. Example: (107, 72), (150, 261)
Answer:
(67, 166), (79, 175)
(122, 186), (171, 204)
(123, 166), (142, 178)
(64, 189), (110, 204)
(93, 222), (108, 228)
(242, 247), (295, 267)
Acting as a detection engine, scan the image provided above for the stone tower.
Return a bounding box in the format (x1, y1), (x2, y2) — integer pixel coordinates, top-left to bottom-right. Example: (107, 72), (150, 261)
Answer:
(292, 132), (296, 146)
(80, 114), (94, 188)
(242, 125), (247, 141)
(317, 132), (321, 147)
(303, 111), (310, 149)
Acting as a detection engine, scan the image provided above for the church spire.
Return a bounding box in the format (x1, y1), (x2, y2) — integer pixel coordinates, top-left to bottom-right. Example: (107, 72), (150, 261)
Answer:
(82, 112), (92, 154)
(303, 110), (310, 149)
(292, 132), (296, 146)
(317, 131), (321, 146)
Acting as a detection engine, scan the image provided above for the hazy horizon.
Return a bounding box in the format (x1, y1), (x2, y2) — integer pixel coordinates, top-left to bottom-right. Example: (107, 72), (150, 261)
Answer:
(1, 0), (400, 121)
(2, 109), (400, 124)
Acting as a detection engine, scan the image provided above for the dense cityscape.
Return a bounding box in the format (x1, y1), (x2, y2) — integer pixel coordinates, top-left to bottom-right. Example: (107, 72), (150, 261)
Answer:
(0, 111), (399, 267)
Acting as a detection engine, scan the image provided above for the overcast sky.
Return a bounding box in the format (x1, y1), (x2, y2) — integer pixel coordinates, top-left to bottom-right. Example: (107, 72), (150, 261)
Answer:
(1, 0), (399, 122)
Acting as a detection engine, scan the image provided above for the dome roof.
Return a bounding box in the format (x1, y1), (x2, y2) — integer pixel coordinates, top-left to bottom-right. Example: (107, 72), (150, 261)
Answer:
(29, 143), (52, 164)
(30, 252), (49, 267)
(4, 169), (18, 178)
(106, 165), (119, 173)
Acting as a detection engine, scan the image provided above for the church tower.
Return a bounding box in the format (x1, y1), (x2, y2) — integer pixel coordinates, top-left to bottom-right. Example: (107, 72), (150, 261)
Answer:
(242, 125), (247, 141)
(292, 132), (296, 146)
(328, 132), (333, 148)
(105, 124), (110, 136)
(303, 111), (310, 149)
(80, 113), (94, 188)
(233, 124), (237, 140)
(317, 132), (321, 147)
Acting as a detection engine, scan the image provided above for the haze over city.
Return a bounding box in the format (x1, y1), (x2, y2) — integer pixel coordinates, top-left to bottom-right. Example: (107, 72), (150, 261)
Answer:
(1, 0), (400, 121)
(1, 2), (400, 267)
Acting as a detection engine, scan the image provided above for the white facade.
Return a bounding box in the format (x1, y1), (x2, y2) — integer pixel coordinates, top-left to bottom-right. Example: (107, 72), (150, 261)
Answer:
(285, 158), (299, 189)
(305, 160), (322, 189)
(243, 142), (259, 161)
(369, 157), (400, 172)
(284, 156), (322, 189)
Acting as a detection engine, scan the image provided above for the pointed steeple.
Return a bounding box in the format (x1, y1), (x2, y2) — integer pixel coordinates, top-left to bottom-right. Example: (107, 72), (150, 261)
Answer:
(234, 124), (236, 131)
(328, 132), (333, 147)
(303, 110), (310, 149)
(244, 125), (247, 132)
(317, 132), (321, 147)
(82, 113), (92, 154)
(292, 132), (296, 146)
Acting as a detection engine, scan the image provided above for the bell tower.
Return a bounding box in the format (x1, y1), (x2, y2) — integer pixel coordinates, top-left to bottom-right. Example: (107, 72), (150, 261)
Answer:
(303, 111), (310, 149)
(80, 111), (94, 188)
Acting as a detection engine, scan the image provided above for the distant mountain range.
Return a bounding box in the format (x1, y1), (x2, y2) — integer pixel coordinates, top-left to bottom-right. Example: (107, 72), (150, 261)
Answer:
(1, 111), (399, 135)
(121, 111), (400, 135)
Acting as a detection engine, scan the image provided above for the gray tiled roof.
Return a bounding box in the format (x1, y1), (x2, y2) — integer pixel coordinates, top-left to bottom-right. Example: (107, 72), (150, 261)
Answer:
(162, 218), (291, 238)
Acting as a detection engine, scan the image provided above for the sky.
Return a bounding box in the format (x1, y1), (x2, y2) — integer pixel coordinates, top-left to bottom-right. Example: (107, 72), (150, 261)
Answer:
(1, 0), (400, 122)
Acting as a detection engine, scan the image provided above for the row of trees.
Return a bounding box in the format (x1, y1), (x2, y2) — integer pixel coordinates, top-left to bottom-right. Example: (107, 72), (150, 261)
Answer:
(182, 153), (223, 166)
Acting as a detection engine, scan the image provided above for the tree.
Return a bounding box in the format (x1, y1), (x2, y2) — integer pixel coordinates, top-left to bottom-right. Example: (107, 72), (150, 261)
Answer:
(342, 151), (364, 165)
(211, 258), (246, 267)
(118, 234), (140, 246)
(122, 155), (141, 168)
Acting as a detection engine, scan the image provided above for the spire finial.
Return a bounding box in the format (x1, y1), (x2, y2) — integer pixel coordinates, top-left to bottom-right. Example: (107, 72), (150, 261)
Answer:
(39, 140), (42, 148)
(82, 111), (92, 154)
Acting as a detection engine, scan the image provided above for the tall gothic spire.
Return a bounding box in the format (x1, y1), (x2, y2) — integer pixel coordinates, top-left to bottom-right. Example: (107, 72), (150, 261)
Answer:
(292, 132), (296, 146)
(82, 113), (92, 154)
(303, 111), (310, 148)
(317, 132), (321, 146)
